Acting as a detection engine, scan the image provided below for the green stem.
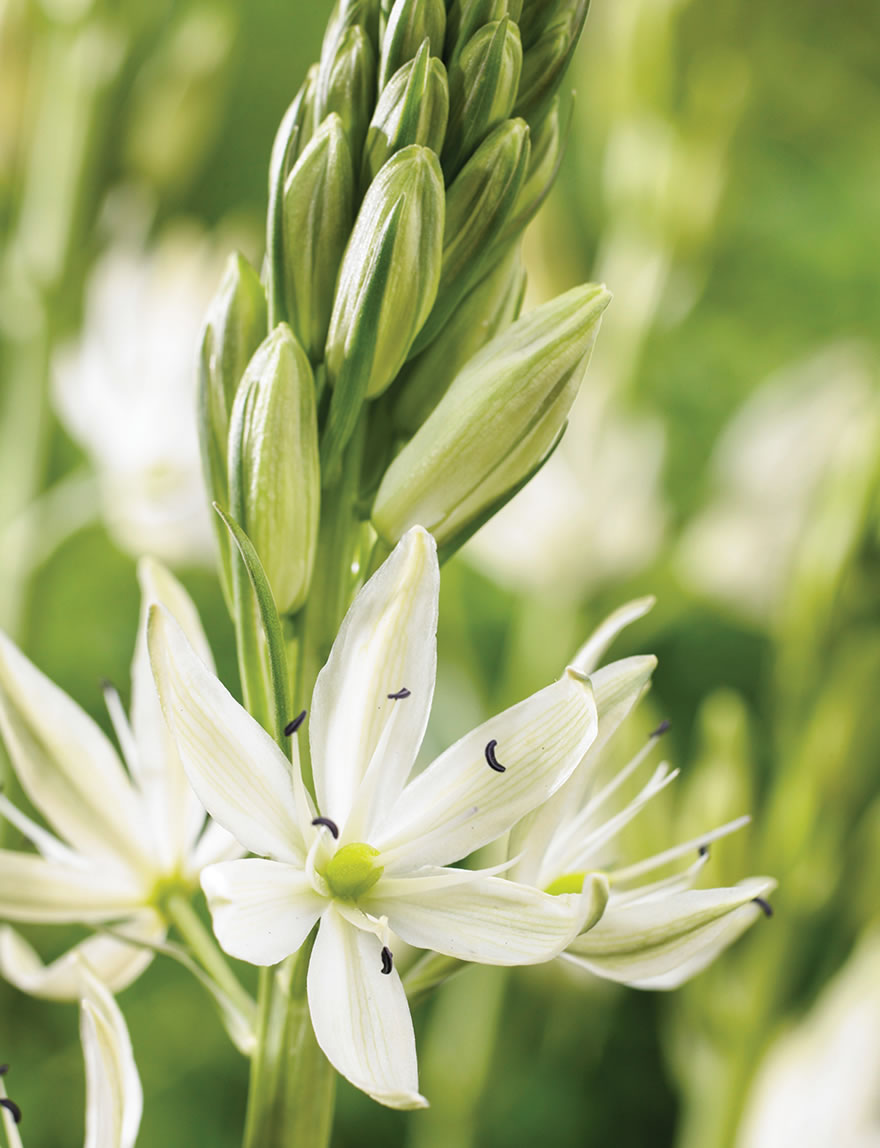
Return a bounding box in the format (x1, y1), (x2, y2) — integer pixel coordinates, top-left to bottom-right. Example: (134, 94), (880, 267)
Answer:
(403, 952), (467, 1009)
(165, 894), (255, 1024)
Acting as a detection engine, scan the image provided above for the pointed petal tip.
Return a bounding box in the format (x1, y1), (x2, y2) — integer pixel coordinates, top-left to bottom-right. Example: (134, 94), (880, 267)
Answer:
(365, 1086), (429, 1111)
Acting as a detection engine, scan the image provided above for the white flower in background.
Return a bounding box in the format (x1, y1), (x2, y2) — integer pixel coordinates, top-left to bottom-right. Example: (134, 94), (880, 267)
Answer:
(0, 559), (239, 999)
(678, 345), (880, 623)
(52, 226), (226, 566)
(737, 928), (880, 1148)
(149, 527), (605, 1109)
(509, 598), (775, 987)
(0, 962), (142, 1148)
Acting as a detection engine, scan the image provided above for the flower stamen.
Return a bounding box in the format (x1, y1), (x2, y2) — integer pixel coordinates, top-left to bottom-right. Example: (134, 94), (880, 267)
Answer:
(311, 816), (339, 839)
(485, 739), (505, 772)
(284, 709), (307, 736)
(387, 687), (411, 699)
(753, 897), (774, 918)
(0, 1097), (21, 1124)
(380, 945), (393, 975)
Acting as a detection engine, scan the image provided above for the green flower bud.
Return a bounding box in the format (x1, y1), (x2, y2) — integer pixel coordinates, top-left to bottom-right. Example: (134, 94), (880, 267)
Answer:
(378, 0), (446, 90)
(362, 40), (449, 189)
(322, 145), (445, 475)
(317, 0), (381, 114)
(372, 283), (611, 547)
(394, 244), (525, 434)
(517, 0), (585, 51)
(514, 2), (589, 126)
(199, 253), (267, 603)
(322, 25), (377, 160)
(445, 0), (508, 66)
(443, 17), (522, 177)
(282, 113), (355, 361)
(410, 117), (529, 355)
(228, 325), (320, 615)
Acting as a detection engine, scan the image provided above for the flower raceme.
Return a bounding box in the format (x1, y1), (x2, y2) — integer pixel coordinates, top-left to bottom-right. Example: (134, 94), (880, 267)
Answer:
(0, 560), (240, 1000)
(148, 526), (606, 1108)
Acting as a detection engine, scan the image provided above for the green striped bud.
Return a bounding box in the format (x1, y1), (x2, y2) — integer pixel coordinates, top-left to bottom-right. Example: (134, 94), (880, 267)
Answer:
(228, 325), (320, 615)
(322, 145), (444, 474)
(410, 117), (529, 355)
(445, 0), (508, 66)
(198, 253), (267, 603)
(372, 283), (611, 547)
(322, 25), (377, 159)
(514, 1), (589, 126)
(362, 40), (449, 189)
(517, 0), (586, 51)
(378, 0), (446, 90)
(282, 113), (355, 361)
(394, 244), (525, 434)
(443, 17), (522, 177)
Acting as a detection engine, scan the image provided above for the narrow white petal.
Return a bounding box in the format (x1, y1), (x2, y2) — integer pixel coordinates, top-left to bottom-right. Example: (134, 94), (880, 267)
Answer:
(310, 527), (438, 832)
(307, 906), (427, 1109)
(368, 872), (602, 965)
(0, 1074), (23, 1148)
(0, 793), (84, 865)
(0, 631), (153, 869)
(0, 913), (164, 1000)
(80, 962), (143, 1148)
(565, 877), (776, 987)
(201, 859), (325, 966)
(148, 605), (306, 863)
(570, 596), (656, 675)
(0, 849), (145, 923)
(188, 819), (246, 873)
(375, 670), (598, 871)
(131, 558), (216, 870)
(610, 815), (752, 885)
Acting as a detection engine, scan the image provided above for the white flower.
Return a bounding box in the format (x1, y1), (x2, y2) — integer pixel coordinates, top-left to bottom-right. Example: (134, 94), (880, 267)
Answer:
(0, 559), (239, 999)
(148, 527), (604, 1108)
(737, 928), (880, 1148)
(509, 598), (776, 988)
(51, 226), (227, 566)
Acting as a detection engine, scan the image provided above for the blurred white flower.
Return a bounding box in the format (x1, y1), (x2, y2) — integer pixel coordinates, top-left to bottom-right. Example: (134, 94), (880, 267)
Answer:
(737, 928), (880, 1148)
(678, 345), (880, 623)
(52, 226), (226, 565)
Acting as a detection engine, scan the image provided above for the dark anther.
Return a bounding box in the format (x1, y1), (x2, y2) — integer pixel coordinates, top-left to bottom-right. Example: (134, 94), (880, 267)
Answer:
(380, 946), (393, 975)
(650, 719), (671, 739)
(311, 817), (339, 839)
(284, 710), (307, 736)
(698, 844), (710, 858)
(485, 740), (505, 772)
(752, 897), (774, 918)
(0, 1097), (21, 1124)
(387, 687), (411, 700)
(0, 1065), (7, 1075)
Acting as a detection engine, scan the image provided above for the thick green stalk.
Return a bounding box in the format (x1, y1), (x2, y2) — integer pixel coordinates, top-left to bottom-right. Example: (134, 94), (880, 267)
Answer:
(165, 894), (255, 1027)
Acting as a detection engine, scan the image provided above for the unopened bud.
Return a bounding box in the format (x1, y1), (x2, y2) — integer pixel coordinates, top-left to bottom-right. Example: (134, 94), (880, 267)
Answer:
(322, 25), (377, 159)
(317, 0), (381, 116)
(514, 3), (588, 126)
(372, 283), (611, 547)
(517, 0), (585, 51)
(394, 244), (525, 434)
(378, 0), (446, 90)
(445, 0), (509, 67)
(442, 17), (522, 177)
(411, 117), (529, 354)
(322, 145), (444, 474)
(228, 325), (320, 614)
(282, 113), (355, 360)
(362, 40), (449, 189)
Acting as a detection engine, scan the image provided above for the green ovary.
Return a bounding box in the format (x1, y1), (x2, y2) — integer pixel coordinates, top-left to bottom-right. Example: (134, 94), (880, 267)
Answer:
(325, 842), (384, 900)
(544, 872), (587, 896)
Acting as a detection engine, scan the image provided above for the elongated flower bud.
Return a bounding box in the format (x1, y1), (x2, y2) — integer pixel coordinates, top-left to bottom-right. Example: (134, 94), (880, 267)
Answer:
(228, 325), (320, 614)
(514, 1), (589, 126)
(372, 283), (611, 547)
(378, 0), (446, 90)
(199, 253), (267, 600)
(443, 16), (522, 177)
(362, 40), (449, 189)
(322, 145), (444, 475)
(410, 116), (529, 354)
(393, 244), (525, 434)
(517, 0), (584, 51)
(282, 113), (355, 361)
(445, 0), (508, 66)
(322, 25), (376, 159)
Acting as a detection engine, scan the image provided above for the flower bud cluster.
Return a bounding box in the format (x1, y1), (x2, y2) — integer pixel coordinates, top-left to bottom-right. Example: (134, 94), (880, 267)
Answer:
(198, 0), (606, 614)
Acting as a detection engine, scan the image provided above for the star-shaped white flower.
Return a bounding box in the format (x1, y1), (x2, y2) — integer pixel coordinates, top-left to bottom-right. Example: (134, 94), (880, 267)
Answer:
(148, 527), (603, 1108)
(509, 598), (776, 989)
(0, 560), (240, 999)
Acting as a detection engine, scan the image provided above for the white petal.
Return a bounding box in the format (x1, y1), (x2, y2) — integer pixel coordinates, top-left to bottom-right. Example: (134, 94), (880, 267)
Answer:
(148, 605), (307, 863)
(375, 669), (598, 871)
(80, 962), (143, 1148)
(0, 1069), (23, 1148)
(0, 849), (145, 922)
(131, 558), (216, 871)
(368, 871), (607, 965)
(201, 859), (325, 966)
(310, 527), (438, 832)
(188, 819), (246, 873)
(0, 912), (164, 999)
(570, 596), (656, 675)
(565, 877), (776, 988)
(0, 631), (153, 869)
(0, 792), (84, 865)
(307, 905), (427, 1109)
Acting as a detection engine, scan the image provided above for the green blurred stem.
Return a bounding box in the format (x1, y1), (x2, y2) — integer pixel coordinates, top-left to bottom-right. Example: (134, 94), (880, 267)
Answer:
(165, 894), (255, 1023)
(403, 952), (468, 1008)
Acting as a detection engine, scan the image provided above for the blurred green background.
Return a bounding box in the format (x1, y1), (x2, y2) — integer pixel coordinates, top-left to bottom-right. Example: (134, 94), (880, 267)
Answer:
(1, 0), (878, 1145)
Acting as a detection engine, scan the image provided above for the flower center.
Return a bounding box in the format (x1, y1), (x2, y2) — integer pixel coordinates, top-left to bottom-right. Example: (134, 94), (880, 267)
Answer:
(325, 842), (384, 901)
(543, 872), (587, 896)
